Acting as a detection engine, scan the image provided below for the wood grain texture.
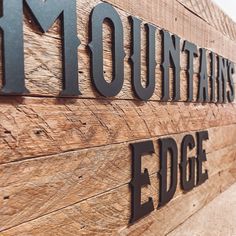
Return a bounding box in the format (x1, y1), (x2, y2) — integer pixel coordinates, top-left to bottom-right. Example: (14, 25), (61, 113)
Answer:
(103, 0), (236, 61)
(120, 168), (236, 236)
(0, 0), (235, 235)
(177, 0), (236, 41)
(1, 161), (235, 235)
(0, 97), (236, 164)
(0, 0), (234, 100)
(0, 125), (235, 231)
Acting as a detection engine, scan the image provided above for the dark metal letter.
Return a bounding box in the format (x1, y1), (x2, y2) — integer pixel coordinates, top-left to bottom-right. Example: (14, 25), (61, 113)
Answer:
(158, 137), (178, 207)
(130, 16), (157, 101)
(130, 141), (155, 223)
(198, 48), (209, 102)
(25, 0), (81, 96)
(217, 56), (228, 103)
(89, 3), (125, 97)
(180, 135), (196, 191)
(161, 30), (181, 101)
(227, 61), (235, 103)
(196, 131), (209, 186)
(210, 52), (216, 102)
(0, 0), (28, 94)
(182, 41), (198, 102)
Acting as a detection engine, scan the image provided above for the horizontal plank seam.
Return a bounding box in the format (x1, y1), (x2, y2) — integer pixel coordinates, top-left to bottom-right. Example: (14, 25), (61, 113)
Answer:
(1, 164), (234, 234)
(23, 0), (236, 47)
(175, 0), (208, 24)
(1, 123), (236, 166)
(125, 165), (236, 232)
(176, 0), (236, 42)
(0, 181), (128, 233)
(25, 1), (235, 46)
(0, 94), (236, 104)
(102, 0), (236, 48)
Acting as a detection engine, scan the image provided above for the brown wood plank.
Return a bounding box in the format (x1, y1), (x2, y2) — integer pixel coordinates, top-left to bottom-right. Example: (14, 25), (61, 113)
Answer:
(1, 159), (235, 235)
(0, 97), (236, 164)
(0, 0), (234, 100)
(120, 168), (236, 236)
(177, 0), (236, 41)
(0, 0), (235, 234)
(0, 125), (235, 231)
(103, 0), (236, 62)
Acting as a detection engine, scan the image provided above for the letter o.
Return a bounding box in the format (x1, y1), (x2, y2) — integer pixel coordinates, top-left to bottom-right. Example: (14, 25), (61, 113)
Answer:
(89, 3), (125, 97)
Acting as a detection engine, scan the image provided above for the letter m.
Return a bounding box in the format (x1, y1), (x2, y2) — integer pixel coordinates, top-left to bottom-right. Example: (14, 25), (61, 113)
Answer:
(0, 0), (81, 96)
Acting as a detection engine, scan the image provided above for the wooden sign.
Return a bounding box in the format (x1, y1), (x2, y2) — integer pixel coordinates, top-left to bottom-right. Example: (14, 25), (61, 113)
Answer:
(0, 1), (234, 103)
(0, 0), (235, 235)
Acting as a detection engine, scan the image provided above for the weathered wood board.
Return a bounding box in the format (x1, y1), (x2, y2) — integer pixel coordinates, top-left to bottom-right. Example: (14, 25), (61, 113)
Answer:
(0, 0), (235, 235)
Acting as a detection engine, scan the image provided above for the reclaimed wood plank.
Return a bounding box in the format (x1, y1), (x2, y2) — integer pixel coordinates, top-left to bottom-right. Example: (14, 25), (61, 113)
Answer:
(177, 0), (236, 41)
(120, 168), (236, 236)
(0, 0), (234, 100)
(0, 97), (236, 164)
(0, 0), (235, 234)
(0, 125), (235, 231)
(103, 0), (236, 62)
(1, 161), (235, 235)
